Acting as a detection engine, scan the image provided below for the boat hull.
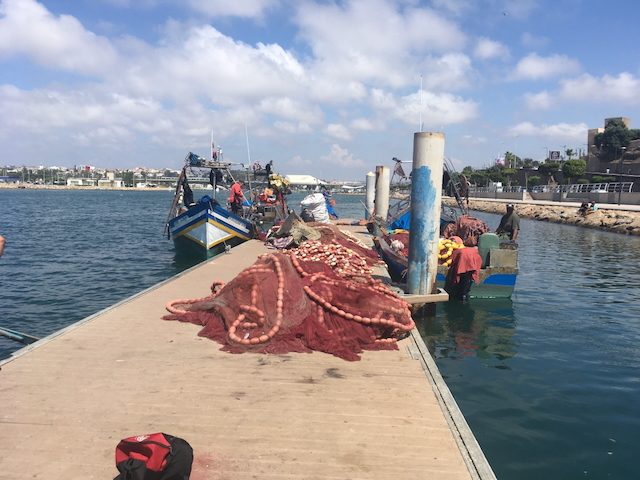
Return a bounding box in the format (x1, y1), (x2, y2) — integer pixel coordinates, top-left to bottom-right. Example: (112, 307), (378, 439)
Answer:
(168, 201), (254, 257)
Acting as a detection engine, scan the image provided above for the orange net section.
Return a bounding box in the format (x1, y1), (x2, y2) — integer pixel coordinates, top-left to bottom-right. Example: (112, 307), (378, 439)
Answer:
(164, 240), (413, 361)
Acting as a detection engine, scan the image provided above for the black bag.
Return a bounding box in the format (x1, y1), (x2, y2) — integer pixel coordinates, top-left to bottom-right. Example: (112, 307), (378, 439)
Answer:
(114, 432), (193, 480)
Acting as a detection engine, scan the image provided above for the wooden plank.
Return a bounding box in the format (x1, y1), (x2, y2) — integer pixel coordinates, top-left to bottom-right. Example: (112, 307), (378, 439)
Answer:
(0, 238), (482, 480)
(400, 288), (450, 304)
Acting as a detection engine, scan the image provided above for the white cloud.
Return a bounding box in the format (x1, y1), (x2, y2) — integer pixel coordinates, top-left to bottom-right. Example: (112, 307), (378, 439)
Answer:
(0, 0), (119, 75)
(295, 0), (467, 91)
(508, 121), (588, 142)
(370, 88), (478, 127)
(350, 118), (378, 131)
(326, 123), (351, 140)
(520, 32), (549, 49)
(321, 144), (365, 168)
(184, 0), (279, 18)
(421, 53), (473, 90)
(559, 73), (640, 104)
(524, 90), (553, 109)
(474, 37), (509, 60)
(512, 53), (580, 80)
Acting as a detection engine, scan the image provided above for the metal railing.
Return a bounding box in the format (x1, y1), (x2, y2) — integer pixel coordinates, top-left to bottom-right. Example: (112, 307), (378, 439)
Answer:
(470, 182), (634, 194)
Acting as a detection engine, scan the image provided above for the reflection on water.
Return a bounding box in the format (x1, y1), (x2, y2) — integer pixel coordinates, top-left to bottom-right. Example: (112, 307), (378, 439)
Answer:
(418, 299), (517, 364)
(419, 211), (640, 480)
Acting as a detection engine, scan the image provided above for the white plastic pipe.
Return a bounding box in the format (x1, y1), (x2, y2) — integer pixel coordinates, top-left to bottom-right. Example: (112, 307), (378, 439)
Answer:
(365, 172), (376, 219)
(374, 166), (390, 221)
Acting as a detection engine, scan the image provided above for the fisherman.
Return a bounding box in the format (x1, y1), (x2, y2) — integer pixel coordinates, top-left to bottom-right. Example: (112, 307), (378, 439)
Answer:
(321, 187), (339, 220)
(496, 203), (520, 240)
(228, 180), (245, 216)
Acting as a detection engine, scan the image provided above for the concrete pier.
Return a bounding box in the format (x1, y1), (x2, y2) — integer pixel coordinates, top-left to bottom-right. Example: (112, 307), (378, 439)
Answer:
(0, 233), (494, 480)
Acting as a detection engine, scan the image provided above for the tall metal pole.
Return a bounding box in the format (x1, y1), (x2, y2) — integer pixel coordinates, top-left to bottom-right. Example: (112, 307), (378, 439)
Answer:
(374, 166), (390, 221)
(618, 146), (626, 205)
(365, 171), (376, 219)
(407, 132), (445, 295)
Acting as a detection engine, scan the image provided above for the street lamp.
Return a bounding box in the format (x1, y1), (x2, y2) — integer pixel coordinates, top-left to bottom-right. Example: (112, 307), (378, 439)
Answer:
(618, 146), (626, 205)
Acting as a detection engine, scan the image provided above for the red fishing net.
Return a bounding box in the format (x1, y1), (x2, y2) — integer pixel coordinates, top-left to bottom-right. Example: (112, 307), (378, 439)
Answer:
(164, 243), (414, 361)
(442, 215), (489, 247)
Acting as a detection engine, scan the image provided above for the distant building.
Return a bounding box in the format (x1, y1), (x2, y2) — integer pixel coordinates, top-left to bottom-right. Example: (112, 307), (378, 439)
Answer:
(98, 179), (125, 188)
(67, 178), (96, 187)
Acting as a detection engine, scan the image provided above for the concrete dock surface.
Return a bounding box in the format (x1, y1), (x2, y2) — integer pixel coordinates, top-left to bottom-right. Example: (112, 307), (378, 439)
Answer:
(0, 231), (493, 480)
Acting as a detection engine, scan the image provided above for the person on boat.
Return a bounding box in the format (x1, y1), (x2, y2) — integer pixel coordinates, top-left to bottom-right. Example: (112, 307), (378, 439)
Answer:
(321, 187), (339, 220)
(496, 204), (519, 240)
(459, 174), (470, 206)
(0, 234), (5, 257)
(229, 180), (245, 216)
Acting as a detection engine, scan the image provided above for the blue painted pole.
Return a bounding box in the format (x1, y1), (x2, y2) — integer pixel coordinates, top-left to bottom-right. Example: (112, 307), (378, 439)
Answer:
(407, 132), (445, 294)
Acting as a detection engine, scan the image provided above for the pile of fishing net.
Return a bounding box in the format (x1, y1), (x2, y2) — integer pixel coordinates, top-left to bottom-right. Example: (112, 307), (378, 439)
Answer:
(164, 241), (413, 361)
(442, 215), (489, 247)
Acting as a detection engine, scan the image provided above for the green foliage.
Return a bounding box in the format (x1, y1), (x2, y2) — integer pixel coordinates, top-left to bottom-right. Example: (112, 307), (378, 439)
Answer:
(565, 148), (574, 160)
(594, 119), (640, 161)
(591, 175), (617, 183)
(523, 158), (534, 168)
(527, 175), (542, 186)
(576, 178), (589, 184)
(537, 162), (560, 179)
(462, 166), (474, 175)
(562, 159), (586, 183)
(470, 171), (487, 186)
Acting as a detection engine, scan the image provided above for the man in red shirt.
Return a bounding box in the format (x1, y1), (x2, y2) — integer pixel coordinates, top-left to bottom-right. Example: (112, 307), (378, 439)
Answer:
(228, 180), (245, 216)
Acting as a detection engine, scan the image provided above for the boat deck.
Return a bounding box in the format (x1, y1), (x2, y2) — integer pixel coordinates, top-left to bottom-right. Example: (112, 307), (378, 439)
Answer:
(0, 229), (493, 479)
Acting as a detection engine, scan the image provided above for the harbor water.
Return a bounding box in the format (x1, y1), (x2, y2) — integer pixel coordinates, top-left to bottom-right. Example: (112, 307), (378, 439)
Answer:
(1, 189), (639, 479)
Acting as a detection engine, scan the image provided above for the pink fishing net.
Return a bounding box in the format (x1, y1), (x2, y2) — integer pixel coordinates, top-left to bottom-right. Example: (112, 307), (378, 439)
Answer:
(164, 241), (413, 361)
(442, 215), (489, 247)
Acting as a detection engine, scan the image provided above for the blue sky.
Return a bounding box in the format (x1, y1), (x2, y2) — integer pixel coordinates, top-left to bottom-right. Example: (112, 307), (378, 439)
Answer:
(1, 0), (639, 180)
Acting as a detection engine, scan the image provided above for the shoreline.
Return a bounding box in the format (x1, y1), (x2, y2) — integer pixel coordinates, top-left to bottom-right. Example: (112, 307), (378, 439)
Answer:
(444, 197), (640, 236)
(0, 183), (174, 192)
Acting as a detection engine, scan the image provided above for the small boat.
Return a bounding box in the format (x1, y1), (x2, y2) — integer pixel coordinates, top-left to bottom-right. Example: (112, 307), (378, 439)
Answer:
(165, 152), (289, 257)
(373, 233), (517, 299)
(371, 156), (517, 299)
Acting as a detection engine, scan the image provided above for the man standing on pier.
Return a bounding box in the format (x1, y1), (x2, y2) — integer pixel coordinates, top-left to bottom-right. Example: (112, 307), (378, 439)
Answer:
(496, 204), (520, 240)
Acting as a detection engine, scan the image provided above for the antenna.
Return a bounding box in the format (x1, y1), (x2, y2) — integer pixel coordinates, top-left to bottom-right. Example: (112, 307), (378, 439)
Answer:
(244, 124), (251, 165)
(419, 75), (423, 132)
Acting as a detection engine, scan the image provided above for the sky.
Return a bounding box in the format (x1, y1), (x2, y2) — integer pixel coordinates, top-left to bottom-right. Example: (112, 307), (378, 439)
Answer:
(1, 0), (639, 180)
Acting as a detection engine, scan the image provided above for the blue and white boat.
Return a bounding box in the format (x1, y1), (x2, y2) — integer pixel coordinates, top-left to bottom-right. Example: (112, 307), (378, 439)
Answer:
(168, 195), (255, 257)
(165, 152), (257, 257)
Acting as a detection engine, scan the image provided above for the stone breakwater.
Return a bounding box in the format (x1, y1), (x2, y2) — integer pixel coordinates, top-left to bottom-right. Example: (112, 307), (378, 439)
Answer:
(443, 198), (640, 236)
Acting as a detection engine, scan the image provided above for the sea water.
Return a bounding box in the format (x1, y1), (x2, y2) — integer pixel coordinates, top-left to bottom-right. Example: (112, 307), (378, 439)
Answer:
(1, 189), (639, 479)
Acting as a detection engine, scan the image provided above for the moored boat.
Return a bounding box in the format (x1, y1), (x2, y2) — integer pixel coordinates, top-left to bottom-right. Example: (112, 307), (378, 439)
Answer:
(165, 151), (289, 257)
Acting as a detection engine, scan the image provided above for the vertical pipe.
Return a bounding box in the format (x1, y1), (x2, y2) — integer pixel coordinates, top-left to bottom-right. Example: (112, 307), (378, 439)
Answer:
(374, 166), (390, 221)
(365, 172), (376, 219)
(407, 132), (445, 295)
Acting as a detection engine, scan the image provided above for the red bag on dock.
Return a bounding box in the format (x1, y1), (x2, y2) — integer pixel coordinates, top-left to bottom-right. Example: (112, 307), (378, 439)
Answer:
(114, 432), (193, 480)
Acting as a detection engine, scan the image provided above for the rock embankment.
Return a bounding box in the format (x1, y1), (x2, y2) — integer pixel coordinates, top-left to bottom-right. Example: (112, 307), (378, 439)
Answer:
(443, 198), (640, 236)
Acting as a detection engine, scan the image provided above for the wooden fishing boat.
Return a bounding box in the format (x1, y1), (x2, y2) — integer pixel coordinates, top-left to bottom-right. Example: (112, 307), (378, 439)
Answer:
(165, 152), (288, 257)
(373, 233), (517, 299)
